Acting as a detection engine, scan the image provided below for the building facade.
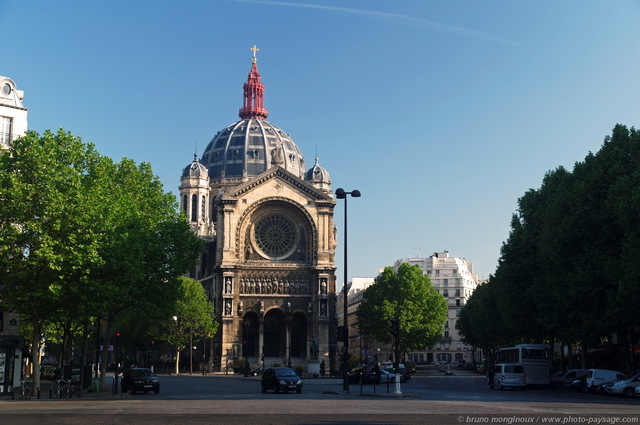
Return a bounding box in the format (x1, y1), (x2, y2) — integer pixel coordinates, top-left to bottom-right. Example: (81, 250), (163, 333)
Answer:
(336, 277), (375, 363)
(179, 49), (338, 374)
(394, 251), (479, 364)
(0, 76), (27, 150)
(0, 75), (28, 393)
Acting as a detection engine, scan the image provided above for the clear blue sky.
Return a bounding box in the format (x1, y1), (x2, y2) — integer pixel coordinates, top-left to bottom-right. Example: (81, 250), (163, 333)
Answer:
(3, 0), (640, 286)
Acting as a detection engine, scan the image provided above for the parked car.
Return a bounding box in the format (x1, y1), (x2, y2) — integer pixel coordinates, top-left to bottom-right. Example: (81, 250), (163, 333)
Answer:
(604, 370), (640, 397)
(249, 366), (265, 376)
(551, 369), (589, 388)
(575, 369), (625, 393)
(121, 368), (160, 395)
(382, 367), (405, 383)
(570, 375), (588, 392)
(261, 367), (302, 393)
(490, 364), (526, 390)
(40, 365), (60, 381)
(379, 369), (395, 382)
(382, 365), (411, 383)
(348, 365), (381, 385)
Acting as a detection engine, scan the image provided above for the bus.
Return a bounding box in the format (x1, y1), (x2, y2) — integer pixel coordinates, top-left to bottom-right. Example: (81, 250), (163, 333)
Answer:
(496, 344), (550, 385)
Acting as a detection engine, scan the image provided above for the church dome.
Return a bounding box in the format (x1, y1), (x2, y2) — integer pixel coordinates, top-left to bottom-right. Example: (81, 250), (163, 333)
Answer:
(305, 156), (331, 189)
(200, 49), (305, 181)
(201, 119), (305, 180)
(181, 154), (209, 178)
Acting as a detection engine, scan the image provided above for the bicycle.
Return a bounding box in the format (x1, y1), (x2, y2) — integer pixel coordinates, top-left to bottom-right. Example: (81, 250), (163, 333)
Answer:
(51, 378), (71, 399)
(69, 379), (83, 398)
(15, 379), (32, 400)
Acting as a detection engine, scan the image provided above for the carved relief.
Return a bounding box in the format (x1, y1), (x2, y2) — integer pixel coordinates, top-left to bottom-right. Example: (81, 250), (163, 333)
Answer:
(239, 273), (311, 295)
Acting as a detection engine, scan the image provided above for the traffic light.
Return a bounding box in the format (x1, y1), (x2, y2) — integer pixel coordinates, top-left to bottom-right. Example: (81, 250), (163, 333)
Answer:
(115, 332), (122, 344)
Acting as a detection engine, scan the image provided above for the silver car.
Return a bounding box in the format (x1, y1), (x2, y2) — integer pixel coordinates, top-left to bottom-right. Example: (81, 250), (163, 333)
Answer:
(604, 370), (640, 397)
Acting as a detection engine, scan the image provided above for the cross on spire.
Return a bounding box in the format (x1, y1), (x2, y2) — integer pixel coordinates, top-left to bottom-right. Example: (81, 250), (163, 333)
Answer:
(250, 45), (259, 63)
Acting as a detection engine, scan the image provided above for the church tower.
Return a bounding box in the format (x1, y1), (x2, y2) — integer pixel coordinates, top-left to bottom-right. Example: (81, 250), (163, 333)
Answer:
(180, 47), (337, 374)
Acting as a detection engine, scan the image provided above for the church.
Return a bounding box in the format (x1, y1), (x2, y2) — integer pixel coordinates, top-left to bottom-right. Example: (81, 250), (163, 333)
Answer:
(179, 47), (338, 375)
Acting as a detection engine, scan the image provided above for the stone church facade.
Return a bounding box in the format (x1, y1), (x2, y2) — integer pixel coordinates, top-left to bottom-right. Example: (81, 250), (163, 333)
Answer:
(179, 48), (337, 374)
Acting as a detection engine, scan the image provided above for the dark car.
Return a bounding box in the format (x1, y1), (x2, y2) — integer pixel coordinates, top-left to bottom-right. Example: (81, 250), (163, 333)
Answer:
(348, 365), (381, 385)
(570, 375), (588, 392)
(261, 367), (302, 393)
(40, 365), (60, 381)
(249, 366), (265, 376)
(121, 368), (160, 395)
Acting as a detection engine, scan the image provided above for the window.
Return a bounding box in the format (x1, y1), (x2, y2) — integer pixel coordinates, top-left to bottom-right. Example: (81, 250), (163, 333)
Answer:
(455, 299), (460, 307)
(435, 270), (440, 275)
(182, 195), (187, 214)
(201, 196), (206, 220)
(455, 289), (461, 297)
(1, 116), (11, 146)
(455, 310), (461, 317)
(191, 194), (198, 222)
(443, 290), (448, 297)
(444, 331), (449, 339)
(253, 213), (298, 260)
(443, 279), (448, 285)
(444, 321), (449, 328)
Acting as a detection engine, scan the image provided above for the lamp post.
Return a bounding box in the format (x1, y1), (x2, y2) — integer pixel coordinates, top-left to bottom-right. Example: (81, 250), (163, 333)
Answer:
(335, 187), (361, 393)
(172, 315), (193, 375)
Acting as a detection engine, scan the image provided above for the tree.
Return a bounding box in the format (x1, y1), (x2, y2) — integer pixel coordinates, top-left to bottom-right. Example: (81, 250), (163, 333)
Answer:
(459, 124), (640, 371)
(0, 129), (203, 391)
(157, 277), (218, 375)
(357, 264), (447, 365)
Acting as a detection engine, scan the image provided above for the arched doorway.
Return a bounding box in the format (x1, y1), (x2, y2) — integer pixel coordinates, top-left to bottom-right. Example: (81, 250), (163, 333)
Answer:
(263, 309), (285, 358)
(242, 312), (260, 358)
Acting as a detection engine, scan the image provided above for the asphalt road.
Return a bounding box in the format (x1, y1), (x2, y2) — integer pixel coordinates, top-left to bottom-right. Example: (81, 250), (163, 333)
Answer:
(1, 368), (638, 425)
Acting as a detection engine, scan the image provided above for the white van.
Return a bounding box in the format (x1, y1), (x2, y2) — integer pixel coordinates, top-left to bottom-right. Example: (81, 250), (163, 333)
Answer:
(490, 364), (526, 390)
(583, 369), (624, 392)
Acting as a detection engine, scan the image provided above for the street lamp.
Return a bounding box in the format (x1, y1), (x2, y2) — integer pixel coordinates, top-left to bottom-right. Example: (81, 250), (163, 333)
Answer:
(172, 315), (193, 375)
(335, 187), (361, 393)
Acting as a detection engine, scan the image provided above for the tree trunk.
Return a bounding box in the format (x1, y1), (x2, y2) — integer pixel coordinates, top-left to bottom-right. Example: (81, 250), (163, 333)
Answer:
(99, 317), (113, 391)
(175, 350), (181, 375)
(80, 321), (90, 388)
(29, 321), (43, 397)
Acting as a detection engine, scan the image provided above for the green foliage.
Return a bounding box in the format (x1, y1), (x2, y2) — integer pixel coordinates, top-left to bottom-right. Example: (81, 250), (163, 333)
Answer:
(458, 124), (640, 367)
(158, 277), (218, 351)
(0, 129), (204, 384)
(357, 264), (448, 355)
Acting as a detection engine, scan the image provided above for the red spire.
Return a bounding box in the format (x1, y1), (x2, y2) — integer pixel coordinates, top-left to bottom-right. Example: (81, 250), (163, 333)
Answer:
(239, 45), (268, 120)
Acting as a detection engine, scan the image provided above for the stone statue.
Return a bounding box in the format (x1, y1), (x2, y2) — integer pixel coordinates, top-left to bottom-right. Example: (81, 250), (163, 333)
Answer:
(309, 338), (319, 359)
(225, 277), (232, 293)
